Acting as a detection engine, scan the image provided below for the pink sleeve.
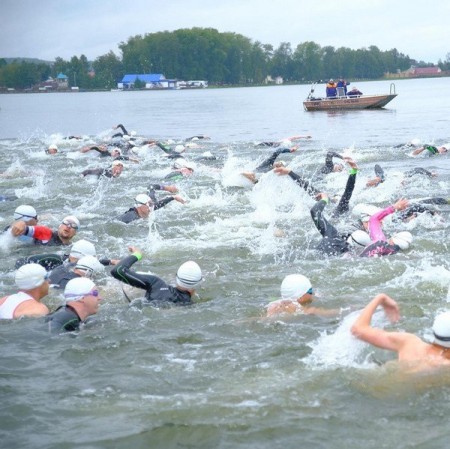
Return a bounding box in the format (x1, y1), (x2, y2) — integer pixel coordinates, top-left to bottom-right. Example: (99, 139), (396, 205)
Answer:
(368, 206), (395, 242)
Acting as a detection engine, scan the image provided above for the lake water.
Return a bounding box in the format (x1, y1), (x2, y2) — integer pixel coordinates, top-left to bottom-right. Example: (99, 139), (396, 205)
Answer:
(0, 78), (450, 449)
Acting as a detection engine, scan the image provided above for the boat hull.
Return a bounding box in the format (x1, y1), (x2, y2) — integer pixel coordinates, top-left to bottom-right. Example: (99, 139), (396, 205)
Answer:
(303, 94), (397, 111)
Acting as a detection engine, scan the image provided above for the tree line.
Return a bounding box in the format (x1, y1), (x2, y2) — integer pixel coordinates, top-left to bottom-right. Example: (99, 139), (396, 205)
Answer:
(1, 27), (449, 90)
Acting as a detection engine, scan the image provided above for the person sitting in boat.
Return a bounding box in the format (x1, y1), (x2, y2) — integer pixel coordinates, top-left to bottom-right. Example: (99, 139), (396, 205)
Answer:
(347, 87), (363, 98)
(412, 144), (449, 156)
(326, 79), (337, 98)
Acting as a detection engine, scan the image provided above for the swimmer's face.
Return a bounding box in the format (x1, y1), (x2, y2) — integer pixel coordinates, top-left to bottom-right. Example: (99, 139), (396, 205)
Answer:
(333, 164), (344, 172)
(58, 221), (77, 239)
(111, 150), (120, 157)
(137, 203), (152, 218)
(112, 165), (123, 176)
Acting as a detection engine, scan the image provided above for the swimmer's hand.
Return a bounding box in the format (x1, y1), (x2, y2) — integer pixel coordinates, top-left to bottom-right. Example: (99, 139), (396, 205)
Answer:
(274, 166), (292, 176)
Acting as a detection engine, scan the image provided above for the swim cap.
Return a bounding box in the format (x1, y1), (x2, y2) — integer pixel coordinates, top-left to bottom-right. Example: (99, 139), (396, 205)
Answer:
(410, 138), (421, 146)
(15, 263), (48, 290)
(174, 144), (185, 153)
(183, 161), (195, 171)
(48, 144), (58, 150)
(14, 205), (37, 222)
(75, 255), (103, 277)
(280, 274), (312, 300)
(173, 158), (187, 169)
(391, 231), (413, 250)
(62, 215), (80, 230)
(64, 277), (96, 301)
(347, 230), (372, 247)
(70, 239), (96, 259)
(135, 193), (151, 207)
(432, 311), (450, 348)
(176, 261), (202, 289)
(112, 160), (124, 167)
(352, 204), (381, 223)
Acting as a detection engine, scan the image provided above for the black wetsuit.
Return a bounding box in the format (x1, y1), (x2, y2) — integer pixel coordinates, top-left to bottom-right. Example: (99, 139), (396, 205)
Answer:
(48, 264), (79, 289)
(111, 124), (129, 138)
(45, 305), (82, 333)
(255, 148), (292, 173)
(15, 253), (115, 270)
(110, 255), (193, 305)
(319, 152), (344, 175)
(117, 197), (175, 223)
(81, 168), (113, 178)
(403, 167), (435, 178)
(310, 171), (358, 255)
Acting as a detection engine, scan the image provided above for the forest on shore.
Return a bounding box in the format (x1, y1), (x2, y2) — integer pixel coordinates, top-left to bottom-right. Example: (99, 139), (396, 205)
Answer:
(1, 27), (449, 90)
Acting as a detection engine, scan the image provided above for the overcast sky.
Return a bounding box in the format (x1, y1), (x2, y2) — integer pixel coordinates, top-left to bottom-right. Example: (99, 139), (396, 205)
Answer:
(1, 0), (449, 64)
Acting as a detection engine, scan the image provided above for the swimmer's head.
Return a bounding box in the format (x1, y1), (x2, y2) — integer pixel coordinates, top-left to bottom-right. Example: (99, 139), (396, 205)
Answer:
(347, 230), (372, 248)
(74, 255), (103, 278)
(352, 204), (381, 223)
(176, 261), (202, 290)
(64, 277), (96, 302)
(433, 311), (450, 348)
(280, 274), (312, 303)
(390, 231), (413, 250)
(15, 263), (48, 290)
(70, 239), (96, 260)
(333, 163), (344, 172)
(46, 144), (58, 154)
(14, 205), (38, 224)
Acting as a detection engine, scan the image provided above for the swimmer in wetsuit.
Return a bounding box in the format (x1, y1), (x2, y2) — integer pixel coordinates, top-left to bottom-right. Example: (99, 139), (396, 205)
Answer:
(45, 278), (101, 333)
(241, 146), (298, 184)
(81, 160), (124, 179)
(116, 191), (185, 224)
(412, 144), (449, 156)
(10, 215), (80, 247)
(110, 246), (203, 306)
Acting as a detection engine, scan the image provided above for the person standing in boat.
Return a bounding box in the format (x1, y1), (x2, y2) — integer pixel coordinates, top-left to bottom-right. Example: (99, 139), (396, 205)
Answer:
(326, 79), (337, 97)
(336, 78), (349, 95)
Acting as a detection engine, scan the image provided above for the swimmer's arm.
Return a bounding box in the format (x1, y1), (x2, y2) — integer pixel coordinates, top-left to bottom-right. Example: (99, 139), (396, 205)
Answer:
(303, 306), (341, 317)
(412, 147), (425, 156)
(351, 293), (403, 352)
(266, 300), (297, 317)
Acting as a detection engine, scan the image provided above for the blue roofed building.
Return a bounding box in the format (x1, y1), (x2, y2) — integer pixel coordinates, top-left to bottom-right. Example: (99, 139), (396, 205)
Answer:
(118, 74), (178, 89)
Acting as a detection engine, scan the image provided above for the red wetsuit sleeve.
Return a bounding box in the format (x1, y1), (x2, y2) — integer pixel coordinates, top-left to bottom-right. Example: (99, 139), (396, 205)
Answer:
(31, 226), (54, 242)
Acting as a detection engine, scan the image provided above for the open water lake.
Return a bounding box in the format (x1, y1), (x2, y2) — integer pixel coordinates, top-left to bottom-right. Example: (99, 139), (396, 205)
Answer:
(0, 77), (450, 448)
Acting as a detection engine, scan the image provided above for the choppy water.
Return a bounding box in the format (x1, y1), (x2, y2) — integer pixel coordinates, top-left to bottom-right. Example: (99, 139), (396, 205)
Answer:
(1, 78), (450, 449)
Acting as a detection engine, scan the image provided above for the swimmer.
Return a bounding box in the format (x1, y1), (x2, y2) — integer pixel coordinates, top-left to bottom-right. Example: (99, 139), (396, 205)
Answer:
(319, 151), (345, 175)
(0, 264), (50, 319)
(116, 192), (185, 224)
(3, 205), (39, 243)
(81, 160), (124, 179)
(46, 144), (58, 155)
(351, 294), (450, 371)
(110, 246), (203, 305)
(254, 135), (311, 147)
(48, 255), (103, 290)
(412, 144), (448, 156)
(266, 274), (338, 317)
(241, 146), (298, 184)
(80, 146), (139, 163)
(45, 278), (102, 333)
(11, 215), (80, 246)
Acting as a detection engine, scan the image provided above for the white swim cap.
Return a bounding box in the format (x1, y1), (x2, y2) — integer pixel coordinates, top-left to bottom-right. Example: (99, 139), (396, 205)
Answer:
(62, 215), (80, 230)
(48, 144), (58, 150)
(280, 274), (312, 300)
(347, 230), (372, 247)
(433, 311), (450, 348)
(176, 261), (202, 289)
(352, 204), (381, 223)
(410, 138), (421, 146)
(14, 205), (37, 222)
(70, 240), (96, 259)
(112, 160), (124, 167)
(135, 193), (151, 207)
(75, 255), (103, 277)
(15, 263), (48, 290)
(183, 161), (195, 171)
(391, 231), (413, 250)
(64, 277), (96, 301)
(174, 144), (185, 154)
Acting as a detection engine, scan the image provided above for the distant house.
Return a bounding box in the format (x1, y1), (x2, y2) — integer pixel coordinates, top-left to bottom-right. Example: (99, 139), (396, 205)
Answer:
(409, 66), (442, 76)
(119, 74), (178, 89)
(265, 75), (284, 85)
(56, 73), (69, 89)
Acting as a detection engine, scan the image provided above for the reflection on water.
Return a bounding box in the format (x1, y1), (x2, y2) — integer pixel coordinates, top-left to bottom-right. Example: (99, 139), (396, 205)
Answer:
(0, 79), (449, 448)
